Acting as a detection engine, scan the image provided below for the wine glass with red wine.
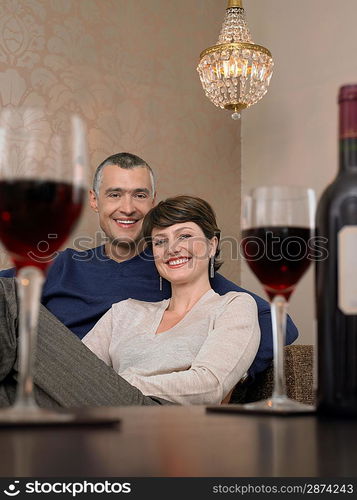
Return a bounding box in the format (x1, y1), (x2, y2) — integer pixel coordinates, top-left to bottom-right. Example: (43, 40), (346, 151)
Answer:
(239, 186), (316, 413)
(0, 108), (87, 423)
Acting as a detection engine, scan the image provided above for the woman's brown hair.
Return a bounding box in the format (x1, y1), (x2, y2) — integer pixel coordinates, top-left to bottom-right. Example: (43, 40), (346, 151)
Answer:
(142, 195), (222, 271)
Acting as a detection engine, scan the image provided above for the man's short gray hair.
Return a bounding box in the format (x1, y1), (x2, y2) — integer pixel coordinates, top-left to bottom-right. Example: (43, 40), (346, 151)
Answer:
(92, 152), (156, 197)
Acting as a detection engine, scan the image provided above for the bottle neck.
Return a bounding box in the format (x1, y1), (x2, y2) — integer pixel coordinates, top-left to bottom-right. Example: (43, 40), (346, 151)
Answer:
(338, 95), (357, 173)
(339, 138), (357, 173)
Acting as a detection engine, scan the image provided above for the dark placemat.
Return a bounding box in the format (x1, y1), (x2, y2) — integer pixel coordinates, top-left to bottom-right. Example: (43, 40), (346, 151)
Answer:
(206, 403), (316, 416)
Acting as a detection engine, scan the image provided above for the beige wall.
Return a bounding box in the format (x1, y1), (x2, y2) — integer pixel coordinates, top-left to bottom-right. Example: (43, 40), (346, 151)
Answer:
(0, 0), (241, 282)
(241, 0), (357, 344)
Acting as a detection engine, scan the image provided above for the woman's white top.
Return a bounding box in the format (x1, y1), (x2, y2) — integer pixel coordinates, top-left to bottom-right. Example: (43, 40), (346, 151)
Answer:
(82, 289), (260, 405)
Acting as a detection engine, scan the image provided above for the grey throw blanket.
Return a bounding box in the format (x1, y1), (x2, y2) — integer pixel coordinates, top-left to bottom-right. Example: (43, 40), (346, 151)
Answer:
(0, 278), (172, 408)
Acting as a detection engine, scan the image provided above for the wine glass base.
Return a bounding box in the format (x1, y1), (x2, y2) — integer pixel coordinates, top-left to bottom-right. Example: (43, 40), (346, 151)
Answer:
(0, 405), (74, 426)
(207, 397), (315, 416)
(0, 406), (120, 427)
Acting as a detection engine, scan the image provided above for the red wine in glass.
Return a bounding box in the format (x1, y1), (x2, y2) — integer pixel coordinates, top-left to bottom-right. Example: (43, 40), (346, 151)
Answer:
(0, 108), (88, 424)
(241, 226), (312, 300)
(0, 179), (85, 271)
(231, 186), (315, 414)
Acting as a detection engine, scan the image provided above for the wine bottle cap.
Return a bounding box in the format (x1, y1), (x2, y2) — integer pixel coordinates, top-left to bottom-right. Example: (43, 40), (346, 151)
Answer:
(339, 84), (357, 103)
(339, 84), (357, 139)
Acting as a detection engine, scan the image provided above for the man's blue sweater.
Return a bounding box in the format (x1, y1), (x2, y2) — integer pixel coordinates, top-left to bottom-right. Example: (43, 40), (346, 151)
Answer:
(0, 245), (298, 378)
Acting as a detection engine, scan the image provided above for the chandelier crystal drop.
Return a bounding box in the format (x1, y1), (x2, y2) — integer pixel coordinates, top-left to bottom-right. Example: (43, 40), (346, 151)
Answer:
(197, 0), (274, 119)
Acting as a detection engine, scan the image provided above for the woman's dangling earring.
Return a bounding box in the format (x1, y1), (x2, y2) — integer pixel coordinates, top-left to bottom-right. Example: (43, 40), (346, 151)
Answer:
(210, 256), (215, 279)
(159, 275), (163, 291)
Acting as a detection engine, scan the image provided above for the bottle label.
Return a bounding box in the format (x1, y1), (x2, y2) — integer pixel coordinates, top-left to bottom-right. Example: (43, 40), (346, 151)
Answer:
(338, 226), (357, 314)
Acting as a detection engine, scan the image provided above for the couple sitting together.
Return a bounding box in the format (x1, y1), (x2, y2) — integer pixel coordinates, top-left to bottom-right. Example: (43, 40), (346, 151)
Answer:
(0, 153), (297, 407)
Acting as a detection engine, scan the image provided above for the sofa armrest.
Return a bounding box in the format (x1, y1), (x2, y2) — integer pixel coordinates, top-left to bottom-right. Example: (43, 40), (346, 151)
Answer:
(285, 344), (314, 405)
(229, 344), (314, 405)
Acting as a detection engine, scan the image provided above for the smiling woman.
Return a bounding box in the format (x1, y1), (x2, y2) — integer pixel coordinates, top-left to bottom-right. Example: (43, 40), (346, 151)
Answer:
(151, 222), (216, 284)
(143, 195), (223, 270)
(141, 196), (222, 333)
(82, 195), (261, 405)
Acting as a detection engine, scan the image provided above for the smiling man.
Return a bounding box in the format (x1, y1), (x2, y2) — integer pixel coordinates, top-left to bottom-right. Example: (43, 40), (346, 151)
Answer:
(0, 152), (298, 381)
(89, 159), (156, 262)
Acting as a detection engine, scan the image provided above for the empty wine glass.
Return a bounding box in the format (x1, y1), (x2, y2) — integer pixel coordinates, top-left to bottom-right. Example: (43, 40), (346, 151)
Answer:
(0, 107), (88, 424)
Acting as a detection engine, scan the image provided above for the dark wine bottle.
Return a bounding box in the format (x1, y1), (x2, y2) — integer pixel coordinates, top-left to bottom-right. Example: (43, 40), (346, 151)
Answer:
(316, 84), (357, 416)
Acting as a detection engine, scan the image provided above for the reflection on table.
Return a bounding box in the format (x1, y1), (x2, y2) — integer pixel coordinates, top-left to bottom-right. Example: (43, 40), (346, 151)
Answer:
(0, 406), (356, 477)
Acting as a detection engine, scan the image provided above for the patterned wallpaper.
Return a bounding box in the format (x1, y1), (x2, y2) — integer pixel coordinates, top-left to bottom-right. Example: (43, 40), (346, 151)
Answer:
(0, 0), (241, 282)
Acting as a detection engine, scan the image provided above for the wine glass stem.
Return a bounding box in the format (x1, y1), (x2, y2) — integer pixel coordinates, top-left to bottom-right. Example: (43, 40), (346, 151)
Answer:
(14, 266), (44, 409)
(271, 294), (288, 400)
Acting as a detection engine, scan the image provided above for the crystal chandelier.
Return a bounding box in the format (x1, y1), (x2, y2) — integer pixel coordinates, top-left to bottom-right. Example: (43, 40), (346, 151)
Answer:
(197, 0), (274, 120)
